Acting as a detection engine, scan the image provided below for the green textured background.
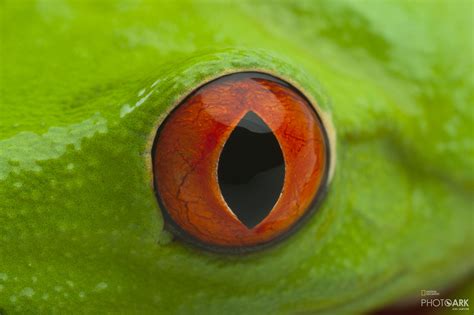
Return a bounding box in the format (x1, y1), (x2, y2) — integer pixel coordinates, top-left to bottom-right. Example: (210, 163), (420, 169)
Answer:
(0, 0), (473, 314)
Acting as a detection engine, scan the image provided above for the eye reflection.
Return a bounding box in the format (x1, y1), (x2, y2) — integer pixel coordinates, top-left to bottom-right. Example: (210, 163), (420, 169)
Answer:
(153, 72), (329, 253)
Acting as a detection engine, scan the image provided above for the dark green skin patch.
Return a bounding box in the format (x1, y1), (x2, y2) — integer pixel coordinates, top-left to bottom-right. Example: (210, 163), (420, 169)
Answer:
(0, 0), (472, 314)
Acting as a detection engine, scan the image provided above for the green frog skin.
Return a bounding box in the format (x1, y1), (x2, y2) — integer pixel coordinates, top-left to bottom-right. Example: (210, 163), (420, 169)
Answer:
(0, 0), (472, 314)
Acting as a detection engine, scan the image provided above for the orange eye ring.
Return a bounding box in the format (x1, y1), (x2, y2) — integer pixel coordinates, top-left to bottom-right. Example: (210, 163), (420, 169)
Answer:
(153, 72), (330, 253)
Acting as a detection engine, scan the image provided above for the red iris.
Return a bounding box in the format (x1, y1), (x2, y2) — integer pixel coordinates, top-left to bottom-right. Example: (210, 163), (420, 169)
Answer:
(153, 72), (329, 252)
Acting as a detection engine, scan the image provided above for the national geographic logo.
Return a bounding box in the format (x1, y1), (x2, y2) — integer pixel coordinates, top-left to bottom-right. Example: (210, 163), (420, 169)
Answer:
(420, 290), (470, 312)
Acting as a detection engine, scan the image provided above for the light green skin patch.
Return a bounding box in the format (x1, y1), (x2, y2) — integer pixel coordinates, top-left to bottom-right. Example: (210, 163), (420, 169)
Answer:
(0, 0), (473, 314)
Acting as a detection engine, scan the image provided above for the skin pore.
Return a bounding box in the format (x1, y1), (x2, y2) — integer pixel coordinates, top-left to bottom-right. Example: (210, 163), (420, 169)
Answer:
(0, 0), (472, 314)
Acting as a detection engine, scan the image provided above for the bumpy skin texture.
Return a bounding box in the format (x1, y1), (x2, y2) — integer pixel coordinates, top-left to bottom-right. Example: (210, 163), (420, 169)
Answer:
(0, 0), (473, 314)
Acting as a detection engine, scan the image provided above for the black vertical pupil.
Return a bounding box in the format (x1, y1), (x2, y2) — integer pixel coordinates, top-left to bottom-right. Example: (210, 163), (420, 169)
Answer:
(218, 111), (285, 228)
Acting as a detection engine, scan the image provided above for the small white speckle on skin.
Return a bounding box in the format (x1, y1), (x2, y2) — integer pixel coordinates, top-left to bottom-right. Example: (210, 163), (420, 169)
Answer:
(151, 79), (161, 88)
(95, 282), (108, 291)
(444, 116), (459, 136)
(54, 285), (63, 292)
(42, 293), (49, 300)
(14, 182), (23, 188)
(66, 280), (74, 287)
(135, 91), (153, 107)
(120, 90), (153, 118)
(79, 291), (86, 299)
(120, 104), (133, 118)
(20, 287), (35, 298)
(66, 163), (74, 170)
(0, 273), (8, 281)
(10, 295), (17, 303)
(32, 276), (37, 283)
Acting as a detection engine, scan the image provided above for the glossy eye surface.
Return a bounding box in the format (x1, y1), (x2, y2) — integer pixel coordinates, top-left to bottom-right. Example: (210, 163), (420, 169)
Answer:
(153, 72), (329, 252)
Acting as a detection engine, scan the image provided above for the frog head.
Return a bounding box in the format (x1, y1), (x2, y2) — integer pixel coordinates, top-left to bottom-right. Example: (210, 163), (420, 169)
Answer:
(0, 1), (472, 314)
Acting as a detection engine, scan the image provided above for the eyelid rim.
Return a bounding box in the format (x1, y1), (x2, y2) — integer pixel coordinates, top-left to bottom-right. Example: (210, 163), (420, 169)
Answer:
(146, 69), (336, 254)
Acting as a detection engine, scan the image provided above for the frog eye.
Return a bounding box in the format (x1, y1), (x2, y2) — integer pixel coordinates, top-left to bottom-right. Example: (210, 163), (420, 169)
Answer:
(152, 72), (330, 253)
